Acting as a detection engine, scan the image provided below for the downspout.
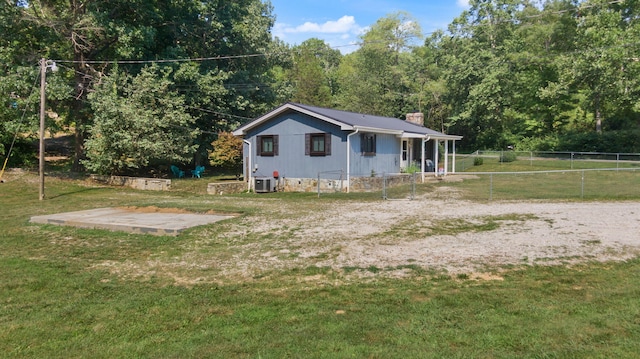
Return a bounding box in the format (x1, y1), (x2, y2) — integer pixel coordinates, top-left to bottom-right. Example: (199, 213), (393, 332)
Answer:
(243, 139), (252, 192)
(346, 128), (359, 193)
(421, 136), (430, 183)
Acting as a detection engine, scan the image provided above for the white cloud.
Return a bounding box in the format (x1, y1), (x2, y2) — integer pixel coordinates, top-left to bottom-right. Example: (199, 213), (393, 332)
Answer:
(457, 0), (470, 7)
(277, 15), (363, 35)
(272, 15), (366, 54)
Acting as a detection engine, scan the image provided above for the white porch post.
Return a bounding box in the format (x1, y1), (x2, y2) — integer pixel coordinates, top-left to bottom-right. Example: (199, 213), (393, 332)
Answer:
(433, 139), (439, 177)
(444, 140), (449, 175)
(452, 140), (457, 174)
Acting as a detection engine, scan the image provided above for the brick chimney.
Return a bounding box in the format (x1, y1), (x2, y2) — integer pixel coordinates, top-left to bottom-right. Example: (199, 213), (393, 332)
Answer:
(406, 112), (424, 126)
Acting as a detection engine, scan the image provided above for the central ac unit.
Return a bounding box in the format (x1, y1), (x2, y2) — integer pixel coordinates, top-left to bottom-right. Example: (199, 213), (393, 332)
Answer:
(254, 177), (273, 193)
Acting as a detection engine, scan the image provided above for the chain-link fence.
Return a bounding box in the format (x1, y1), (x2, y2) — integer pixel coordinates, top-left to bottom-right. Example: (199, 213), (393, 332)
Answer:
(314, 152), (640, 200)
(316, 170), (423, 200)
(455, 151), (640, 172)
(456, 168), (640, 201)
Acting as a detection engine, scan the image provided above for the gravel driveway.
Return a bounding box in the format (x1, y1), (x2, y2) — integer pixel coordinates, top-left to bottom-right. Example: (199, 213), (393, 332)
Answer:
(94, 188), (640, 284)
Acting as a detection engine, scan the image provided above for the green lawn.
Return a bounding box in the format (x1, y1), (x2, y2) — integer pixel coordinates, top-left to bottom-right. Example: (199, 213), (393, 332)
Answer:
(1, 169), (640, 358)
(450, 156), (640, 201)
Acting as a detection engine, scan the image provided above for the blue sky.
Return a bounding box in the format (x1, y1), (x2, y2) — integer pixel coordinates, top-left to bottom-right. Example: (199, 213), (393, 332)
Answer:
(270, 0), (470, 53)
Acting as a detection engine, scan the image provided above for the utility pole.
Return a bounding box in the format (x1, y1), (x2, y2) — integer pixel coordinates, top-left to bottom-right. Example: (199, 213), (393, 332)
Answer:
(39, 58), (57, 200)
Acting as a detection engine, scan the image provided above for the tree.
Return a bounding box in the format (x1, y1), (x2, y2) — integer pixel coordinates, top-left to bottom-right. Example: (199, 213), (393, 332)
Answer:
(561, 0), (640, 133)
(289, 38), (341, 107)
(83, 65), (198, 175)
(208, 131), (243, 171)
(337, 12), (422, 117)
(10, 0), (280, 170)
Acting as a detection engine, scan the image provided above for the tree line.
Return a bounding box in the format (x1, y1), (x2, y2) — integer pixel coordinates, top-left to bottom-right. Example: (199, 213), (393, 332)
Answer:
(2, 0), (640, 175)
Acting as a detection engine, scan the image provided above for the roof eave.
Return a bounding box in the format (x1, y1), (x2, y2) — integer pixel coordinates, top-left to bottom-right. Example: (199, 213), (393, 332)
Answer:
(353, 126), (403, 135)
(232, 103), (353, 136)
(400, 132), (463, 140)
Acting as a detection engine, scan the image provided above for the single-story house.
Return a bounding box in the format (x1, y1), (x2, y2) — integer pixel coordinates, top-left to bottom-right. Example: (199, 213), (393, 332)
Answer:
(232, 102), (462, 192)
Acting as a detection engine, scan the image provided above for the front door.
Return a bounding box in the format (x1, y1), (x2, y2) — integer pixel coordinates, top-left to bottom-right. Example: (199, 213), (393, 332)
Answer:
(401, 139), (410, 169)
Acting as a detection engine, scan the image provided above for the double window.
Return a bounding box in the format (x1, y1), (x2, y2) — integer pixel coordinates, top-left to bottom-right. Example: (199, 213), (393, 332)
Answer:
(361, 133), (376, 156)
(257, 135), (278, 156)
(305, 133), (331, 156)
(258, 133), (332, 157)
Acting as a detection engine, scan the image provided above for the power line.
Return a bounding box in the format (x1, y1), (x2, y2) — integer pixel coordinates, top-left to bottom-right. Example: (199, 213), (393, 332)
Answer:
(43, 0), (629, 67)
(55, 63), (256, 123)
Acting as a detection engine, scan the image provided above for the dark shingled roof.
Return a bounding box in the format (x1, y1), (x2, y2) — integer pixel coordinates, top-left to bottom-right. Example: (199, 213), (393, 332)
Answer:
(234, 102), (462, 140)
(292, 103), (453, 137)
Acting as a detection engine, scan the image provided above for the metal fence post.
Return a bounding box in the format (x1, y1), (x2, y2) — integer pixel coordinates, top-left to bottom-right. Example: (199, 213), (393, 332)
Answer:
(581, 170), (584, 199)
(411, 172), (416, 200)
(382, 172), (387, 200)
(571, 152), (574, 169)
(489, 173), (493, 201)
(530, 151), (533, 166)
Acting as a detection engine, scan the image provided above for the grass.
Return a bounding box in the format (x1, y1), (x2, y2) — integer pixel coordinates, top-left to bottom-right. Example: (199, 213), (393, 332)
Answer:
(456, 154), (640, 172)
(377, 214), (537, 242)
(448, 159), (640, 201)
(1, 169), (640, 357)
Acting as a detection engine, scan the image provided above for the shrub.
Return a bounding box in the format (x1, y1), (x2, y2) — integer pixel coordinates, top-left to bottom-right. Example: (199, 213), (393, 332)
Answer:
(209, 131), (243, 170)
(473, 157), (484, 166)
(499, 151), (517, 163)
(404, 163), (420, 174)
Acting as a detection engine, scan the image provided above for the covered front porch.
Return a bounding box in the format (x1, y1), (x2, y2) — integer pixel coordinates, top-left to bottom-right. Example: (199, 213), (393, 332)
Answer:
(400, 133), (463, 182)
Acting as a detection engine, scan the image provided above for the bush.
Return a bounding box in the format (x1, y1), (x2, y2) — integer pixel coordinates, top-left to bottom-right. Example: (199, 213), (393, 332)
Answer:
(473, 157), (484, 166)
(499, 151), (517, 163)
(209, 131), (243, 170)
(404, 163), (420, 174)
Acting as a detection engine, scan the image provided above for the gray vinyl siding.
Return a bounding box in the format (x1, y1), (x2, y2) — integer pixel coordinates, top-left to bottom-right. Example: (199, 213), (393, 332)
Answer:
(242, 111), (404, 180)
(349, 133), (401, 177)
(244, 112), (348, 179)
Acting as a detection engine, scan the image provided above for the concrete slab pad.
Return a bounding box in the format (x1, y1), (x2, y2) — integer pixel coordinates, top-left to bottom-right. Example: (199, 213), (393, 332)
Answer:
(29, 207), (236, 236)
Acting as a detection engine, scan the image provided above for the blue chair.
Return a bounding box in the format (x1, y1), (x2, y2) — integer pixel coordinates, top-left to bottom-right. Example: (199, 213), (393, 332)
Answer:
(191, 165), (205, 178)
(170, 165), (185, 178)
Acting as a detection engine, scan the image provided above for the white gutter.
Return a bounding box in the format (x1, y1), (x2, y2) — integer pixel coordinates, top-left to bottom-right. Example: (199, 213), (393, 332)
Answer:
(243, 139), (252, 192)
(346, 128), (360, 193)
(354, 125), (403, 135)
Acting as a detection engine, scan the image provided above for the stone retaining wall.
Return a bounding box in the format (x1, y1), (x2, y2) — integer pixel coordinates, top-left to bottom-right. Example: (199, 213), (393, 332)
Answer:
(90, 175), (171, 191)
(207, 181), (248, 195)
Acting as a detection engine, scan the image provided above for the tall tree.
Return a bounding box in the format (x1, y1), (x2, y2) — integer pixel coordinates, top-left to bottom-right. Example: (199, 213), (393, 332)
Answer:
(562, 0), (640, 133)
(84, 65), (198, 175)
(10, 0), (280, 170)
(289, 38), (341, 107)
(337, 12), (422, 117)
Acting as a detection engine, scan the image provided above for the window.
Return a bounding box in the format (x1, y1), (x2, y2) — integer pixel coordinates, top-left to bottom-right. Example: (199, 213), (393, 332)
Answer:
(257, 135), (278, 156)
(402, 140), (408, 161)
(305, 133), (331, 156)
(361, 133), (376, 156)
